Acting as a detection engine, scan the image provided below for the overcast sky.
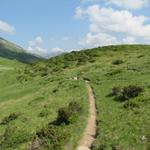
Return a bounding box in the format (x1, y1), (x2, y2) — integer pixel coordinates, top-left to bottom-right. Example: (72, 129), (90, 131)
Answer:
(0, 0), (150, 57)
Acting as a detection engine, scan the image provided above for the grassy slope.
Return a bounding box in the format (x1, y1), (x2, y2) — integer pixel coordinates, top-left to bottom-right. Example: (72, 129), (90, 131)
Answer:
(0, 57), (88, 150)
(76, 46), (150, 149)
(0, 45), (150, 150)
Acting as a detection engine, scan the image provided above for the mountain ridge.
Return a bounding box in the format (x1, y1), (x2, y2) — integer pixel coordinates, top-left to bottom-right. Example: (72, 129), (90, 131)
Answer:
(0, 37), (43, 64)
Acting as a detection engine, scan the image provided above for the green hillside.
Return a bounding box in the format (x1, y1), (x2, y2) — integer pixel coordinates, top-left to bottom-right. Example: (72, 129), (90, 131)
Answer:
(0, 45), (150, 150)
(0, 37), (43, 64)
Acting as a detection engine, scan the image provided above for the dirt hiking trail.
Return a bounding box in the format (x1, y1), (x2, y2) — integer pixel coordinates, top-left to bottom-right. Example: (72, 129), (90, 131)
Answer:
(76, 81), (97, 150)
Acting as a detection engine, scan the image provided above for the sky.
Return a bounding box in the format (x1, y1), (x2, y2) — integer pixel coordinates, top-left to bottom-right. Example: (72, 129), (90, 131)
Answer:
(0, 0), (150, 57)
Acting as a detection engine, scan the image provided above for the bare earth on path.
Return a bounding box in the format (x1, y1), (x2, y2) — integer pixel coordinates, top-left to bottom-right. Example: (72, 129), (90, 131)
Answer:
(76, 81), (97, 150)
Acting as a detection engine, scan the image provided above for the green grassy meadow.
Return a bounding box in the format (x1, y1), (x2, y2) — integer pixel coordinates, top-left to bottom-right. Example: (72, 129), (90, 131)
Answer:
(0, 45), (150, 149)
(0, 57), (88, 150)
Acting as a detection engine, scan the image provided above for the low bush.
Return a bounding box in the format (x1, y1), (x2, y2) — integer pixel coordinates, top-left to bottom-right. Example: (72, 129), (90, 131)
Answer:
(112, 86), (122, 96)
(112, 59), (123, 65)
(34, 125), (69, 150)
(55, 101), (82, 125)
(111, 85), (143, 101)
(0, 113), (20, 125)
(121, 85), (143, 101)
(29, 103), (80, 150)
(137, 55), (144, 58)
(83, 77), (91, 81)
(52, 88), (58, 93)
(55, 107), (70, 125)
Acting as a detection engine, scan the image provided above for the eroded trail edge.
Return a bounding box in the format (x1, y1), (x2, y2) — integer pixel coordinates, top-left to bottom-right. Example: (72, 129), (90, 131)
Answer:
(76, 81), (97, 150)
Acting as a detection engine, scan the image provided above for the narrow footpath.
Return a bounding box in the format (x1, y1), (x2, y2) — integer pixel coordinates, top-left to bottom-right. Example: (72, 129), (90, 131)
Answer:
(76, 81), (97, 150)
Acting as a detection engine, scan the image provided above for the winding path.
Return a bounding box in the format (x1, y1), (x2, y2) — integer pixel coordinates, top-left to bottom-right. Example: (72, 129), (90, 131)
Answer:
(76, 81), (97, 150)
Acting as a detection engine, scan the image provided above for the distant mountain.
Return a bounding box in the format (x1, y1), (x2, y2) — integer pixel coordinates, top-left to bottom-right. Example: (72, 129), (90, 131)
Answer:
(0, 37), (43, 63)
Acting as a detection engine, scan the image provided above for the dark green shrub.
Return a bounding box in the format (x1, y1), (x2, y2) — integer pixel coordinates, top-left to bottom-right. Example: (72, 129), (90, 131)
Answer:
(55, 101), (82, 125)
(112, 59), (123, 65)
(111, 85), (143, 101)
(52, 88), (58, 93)
(137, 55), (144, 58)
(112, 86), (122, 96)
(29, 91), (81, 150)
(35, 125), (69, 150)
(0, 113), (20, 125)
(83, 77), (91, 81)
(121, 85), (143, 101)
(55, 107), (70, 125)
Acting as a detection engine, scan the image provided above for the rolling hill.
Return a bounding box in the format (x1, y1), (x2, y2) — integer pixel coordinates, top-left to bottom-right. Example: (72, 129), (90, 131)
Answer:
(0, 37), (43, 64)
(0, 45), (150, 150)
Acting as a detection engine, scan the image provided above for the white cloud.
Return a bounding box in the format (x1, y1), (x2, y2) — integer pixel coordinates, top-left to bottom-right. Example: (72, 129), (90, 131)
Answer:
(27, 36), (48, 57)
(28, 36), (43, 46)
(75, 7), (84, 19)
(50, 47), (65, 57)
(27, 46), (47, 54)
(51, 47), (64, 53)
(80, 0), (149, 9)
(75, 5), (150, 47)
(79, 32), (119, 47)
(27, 46), (48, 57)
(0, 20), (16, 34)
(35, 36), (43, 44)
(27, 37), (66, 57)
(107, 0), (149, 10)
(123, 37), (137, 44)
